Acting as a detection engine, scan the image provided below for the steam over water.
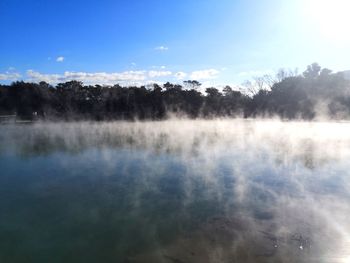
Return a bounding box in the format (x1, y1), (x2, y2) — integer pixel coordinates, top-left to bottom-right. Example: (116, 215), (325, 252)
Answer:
(1, 119), (350, 263)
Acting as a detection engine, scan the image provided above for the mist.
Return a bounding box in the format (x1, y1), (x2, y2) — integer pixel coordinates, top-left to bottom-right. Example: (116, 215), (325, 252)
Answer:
(1, 119), (350, 262)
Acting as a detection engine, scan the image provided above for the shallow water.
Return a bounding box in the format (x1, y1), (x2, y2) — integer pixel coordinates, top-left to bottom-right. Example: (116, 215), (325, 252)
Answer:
(1, 119), (350, 263)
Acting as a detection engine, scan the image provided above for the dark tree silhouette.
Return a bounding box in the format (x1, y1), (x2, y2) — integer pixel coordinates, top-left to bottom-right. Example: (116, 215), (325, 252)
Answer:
(0, 63), (349, 121)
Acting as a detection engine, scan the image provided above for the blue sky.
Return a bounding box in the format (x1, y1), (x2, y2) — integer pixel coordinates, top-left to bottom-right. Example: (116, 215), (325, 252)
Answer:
(0, 0), (349, 86)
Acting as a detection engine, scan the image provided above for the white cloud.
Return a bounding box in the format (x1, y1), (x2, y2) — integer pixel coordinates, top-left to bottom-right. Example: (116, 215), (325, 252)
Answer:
(0, 71), (21, 81)
(190, 69), (220, 80)
(175, 71), (187, 80)
(148, 70), (172, 78)
(154, 46), (169, 51)
(26, 70), (61, 83)
(26, 70), (147, 85)
(22, 68), (222, 86)
(56, 56), (65, 62)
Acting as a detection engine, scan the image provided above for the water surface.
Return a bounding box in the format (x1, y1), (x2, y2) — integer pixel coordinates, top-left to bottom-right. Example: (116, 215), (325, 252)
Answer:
(1, 120), (350, 263)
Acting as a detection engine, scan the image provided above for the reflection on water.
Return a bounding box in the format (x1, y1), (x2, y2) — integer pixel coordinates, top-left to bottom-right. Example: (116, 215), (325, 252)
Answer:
(1, 120), (350, 263)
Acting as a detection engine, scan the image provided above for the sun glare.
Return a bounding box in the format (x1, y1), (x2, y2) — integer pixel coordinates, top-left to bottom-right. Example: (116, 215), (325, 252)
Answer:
(304, 0), (350, 44)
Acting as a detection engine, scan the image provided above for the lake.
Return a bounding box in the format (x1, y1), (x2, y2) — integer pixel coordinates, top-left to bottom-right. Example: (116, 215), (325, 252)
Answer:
(1, 119), (350, 263)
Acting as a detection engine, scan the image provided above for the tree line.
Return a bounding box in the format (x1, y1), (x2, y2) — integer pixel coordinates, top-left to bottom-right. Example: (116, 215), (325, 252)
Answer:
(0, 63), (349, 121)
